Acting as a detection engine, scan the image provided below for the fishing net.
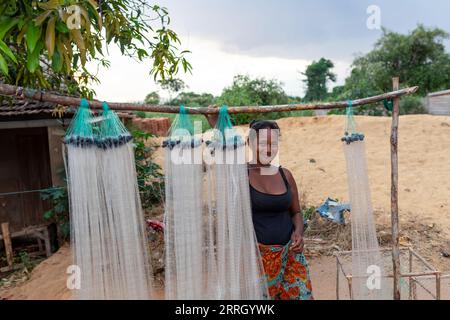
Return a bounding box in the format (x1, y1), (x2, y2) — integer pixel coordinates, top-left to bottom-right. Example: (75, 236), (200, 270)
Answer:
(205, 106), (268, 299)
(342, 101), (390, 300)
(64, 100), (152, 300)
(163, 105), (205, 299)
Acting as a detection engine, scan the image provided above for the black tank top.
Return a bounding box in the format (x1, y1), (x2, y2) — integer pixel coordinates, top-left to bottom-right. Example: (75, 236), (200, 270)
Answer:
(249, 166), (294, 245)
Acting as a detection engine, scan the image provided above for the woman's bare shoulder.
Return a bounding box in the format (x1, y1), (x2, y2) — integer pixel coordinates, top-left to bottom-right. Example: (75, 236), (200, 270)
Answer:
(281, 167), (296, 182)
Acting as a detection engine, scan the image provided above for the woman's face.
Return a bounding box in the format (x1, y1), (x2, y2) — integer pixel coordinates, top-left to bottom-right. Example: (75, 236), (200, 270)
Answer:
(250, 127), (280, 165)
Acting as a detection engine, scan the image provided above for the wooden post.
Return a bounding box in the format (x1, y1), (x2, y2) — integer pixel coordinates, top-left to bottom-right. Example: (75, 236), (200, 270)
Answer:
(0, 83), (419, 114)
(336, 257), (340, 300)
(43, 227), (52, 258)
(1, 222), (14, 269)
(204, 113), (219, 127)
(391, 77), (401, 300)
(409, 248), (413, 300)
(436, 273), (441, 300)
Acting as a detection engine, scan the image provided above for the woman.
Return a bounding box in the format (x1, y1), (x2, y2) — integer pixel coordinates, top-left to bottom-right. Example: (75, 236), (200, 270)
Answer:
(247, 119), (313, 300)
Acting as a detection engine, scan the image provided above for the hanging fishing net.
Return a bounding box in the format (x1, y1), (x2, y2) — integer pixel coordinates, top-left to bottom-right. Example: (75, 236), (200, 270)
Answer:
(205, 106), (268, 300)
(64, 99), (152, 300)
(163, 105), (205, 299)
(342, 101), (390, 300)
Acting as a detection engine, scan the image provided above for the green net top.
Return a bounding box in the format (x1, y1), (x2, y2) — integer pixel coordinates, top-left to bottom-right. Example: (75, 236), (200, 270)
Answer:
(207, 105), (244, 149)
(64, 99), (132, 149)
(163, 105), (202, 150)
(64, 98), (95, 147)
(342, 100), (365, 144)
(96, 102), (132, 149)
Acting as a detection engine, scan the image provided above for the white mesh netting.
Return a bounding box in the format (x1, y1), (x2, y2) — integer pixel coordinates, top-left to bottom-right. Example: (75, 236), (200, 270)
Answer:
(207, 146), (268, 299)
(65, 142), (152, 300)
(343, 140), (390, 300)
(163, 137), (268, 299)
(164, 142), (205, 299)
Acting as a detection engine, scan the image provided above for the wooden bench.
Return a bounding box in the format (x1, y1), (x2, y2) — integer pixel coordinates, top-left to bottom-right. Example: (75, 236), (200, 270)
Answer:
(0, 222), (52, 273)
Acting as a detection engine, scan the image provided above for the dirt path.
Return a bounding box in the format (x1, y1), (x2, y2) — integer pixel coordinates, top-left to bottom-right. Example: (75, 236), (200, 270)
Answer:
(0, 245), (336, 300)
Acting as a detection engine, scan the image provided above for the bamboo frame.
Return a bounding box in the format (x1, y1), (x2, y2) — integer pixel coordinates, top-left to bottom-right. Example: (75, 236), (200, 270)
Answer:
(391, 77), (401, 299)
(0, 80), (421, 299)
(335, 248), (442, 300)
(0, 83), (418, 114)
(1, 223), (13, 271)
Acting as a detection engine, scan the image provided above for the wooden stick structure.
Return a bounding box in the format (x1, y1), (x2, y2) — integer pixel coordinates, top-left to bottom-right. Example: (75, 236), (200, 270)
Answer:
(0, 83), (418, 114)
(0, 79), (413, 299)
(390, 77), (401, 300)
(1, 222), (14, 270)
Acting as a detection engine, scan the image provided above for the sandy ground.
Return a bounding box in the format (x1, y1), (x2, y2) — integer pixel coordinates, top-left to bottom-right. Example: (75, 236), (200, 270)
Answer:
(152, 115), (450, 239)
(273, 115), (450, 240)
(0, 245), (337, 300)
(2, 245), (448, 300)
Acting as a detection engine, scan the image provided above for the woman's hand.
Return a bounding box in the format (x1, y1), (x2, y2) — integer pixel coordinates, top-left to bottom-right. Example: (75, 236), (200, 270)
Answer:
(290, 230), (304, 253)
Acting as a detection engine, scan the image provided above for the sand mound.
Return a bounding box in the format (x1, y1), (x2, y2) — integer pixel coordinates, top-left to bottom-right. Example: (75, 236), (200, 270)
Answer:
(0, 245), (72, 300)
(153, 114), (450, 237)
(273, 115), (450, 239)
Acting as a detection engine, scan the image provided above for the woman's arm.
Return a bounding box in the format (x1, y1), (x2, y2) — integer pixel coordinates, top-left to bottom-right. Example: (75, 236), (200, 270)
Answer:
(282, 168), (304, 253)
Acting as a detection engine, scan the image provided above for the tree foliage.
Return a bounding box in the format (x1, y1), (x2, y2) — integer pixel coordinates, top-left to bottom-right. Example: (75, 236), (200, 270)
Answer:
(216, 74), (304, 124)
(0, 0), (191, 97)
(132, 128), (164, 210)
(217, 74), (289, 107)
(157, 77), (186, 95)
(168, 91), (215, 107)
(302, 57), (336, 102)
(343, 25), (450, 99)
(144, 91), (160, 105)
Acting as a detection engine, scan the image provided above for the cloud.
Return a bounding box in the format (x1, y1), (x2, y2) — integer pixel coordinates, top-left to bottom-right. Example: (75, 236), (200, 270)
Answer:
(161, 0), (450, 61)
(90, 37), (348, 101)
(90, 0), (450, 102)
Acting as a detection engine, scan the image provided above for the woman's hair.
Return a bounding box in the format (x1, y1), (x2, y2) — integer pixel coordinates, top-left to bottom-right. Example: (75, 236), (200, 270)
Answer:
(249, 119), (280, 133)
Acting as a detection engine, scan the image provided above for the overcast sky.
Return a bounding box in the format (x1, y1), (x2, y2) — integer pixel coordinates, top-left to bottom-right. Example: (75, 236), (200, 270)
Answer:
(90, 0), (450, 102)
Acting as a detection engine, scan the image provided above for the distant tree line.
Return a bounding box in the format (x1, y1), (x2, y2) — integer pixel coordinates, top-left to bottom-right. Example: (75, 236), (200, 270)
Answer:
(144, 24), (450, 120)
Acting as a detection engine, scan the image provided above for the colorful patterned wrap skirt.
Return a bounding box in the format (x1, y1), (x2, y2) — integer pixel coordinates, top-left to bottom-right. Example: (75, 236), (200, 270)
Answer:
(258, 241), (314, 300)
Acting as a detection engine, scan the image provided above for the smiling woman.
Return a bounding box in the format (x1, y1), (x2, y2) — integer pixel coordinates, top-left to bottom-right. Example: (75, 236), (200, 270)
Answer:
(247, 119), (314, 300)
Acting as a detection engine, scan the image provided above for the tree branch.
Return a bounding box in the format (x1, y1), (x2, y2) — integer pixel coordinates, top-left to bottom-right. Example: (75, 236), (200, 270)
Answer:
(0, 83), (419, 114)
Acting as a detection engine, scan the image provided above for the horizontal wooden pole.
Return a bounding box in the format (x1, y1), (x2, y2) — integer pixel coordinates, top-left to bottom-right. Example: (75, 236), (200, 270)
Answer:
(0, 83), (419, 114)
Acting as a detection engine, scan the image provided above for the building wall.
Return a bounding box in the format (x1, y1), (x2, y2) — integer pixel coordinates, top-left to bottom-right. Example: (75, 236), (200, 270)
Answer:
(0, 119), (67, 187)
(0, 126), (53, 232)
(427, 91), (450, 115)
(47, 125), (66, 186)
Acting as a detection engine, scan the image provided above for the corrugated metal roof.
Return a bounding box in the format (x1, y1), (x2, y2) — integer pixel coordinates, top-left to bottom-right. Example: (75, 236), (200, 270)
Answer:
(0, 98), (70, 117)
(427, 89), (450, 98)
(0, 98), (134, 118)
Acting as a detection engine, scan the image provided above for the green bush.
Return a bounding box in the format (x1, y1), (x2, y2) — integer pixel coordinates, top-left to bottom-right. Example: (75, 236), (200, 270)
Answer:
(231, 110), (314, 126)
(131, 129), (165, 210)
(399, 95), (427, 115)
(41, 184), (70, 240)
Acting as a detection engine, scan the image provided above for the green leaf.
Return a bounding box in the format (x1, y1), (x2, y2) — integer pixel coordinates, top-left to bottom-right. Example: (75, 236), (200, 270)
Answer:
(27, 42), (43, 73)
(51, 49), (62, 72)
(40, 192), (51, 200)
(0, 54), (8, 75)
(0, 17), (19, 39)
(43, 210), (54, 220)
(26, 22), (41, 53)
(55, 20), (69, 33)
(0, 40), (17, 63)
